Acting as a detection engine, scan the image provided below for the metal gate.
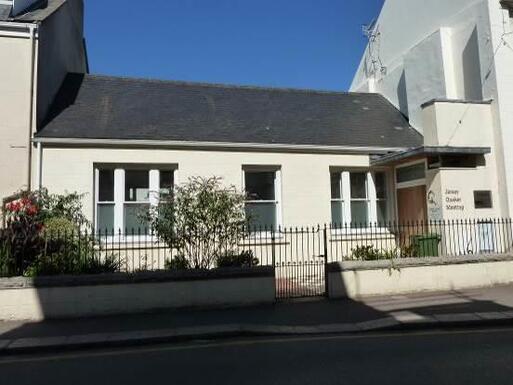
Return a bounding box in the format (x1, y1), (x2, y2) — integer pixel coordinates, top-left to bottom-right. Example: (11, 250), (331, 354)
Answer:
(272, 227), (327, 299)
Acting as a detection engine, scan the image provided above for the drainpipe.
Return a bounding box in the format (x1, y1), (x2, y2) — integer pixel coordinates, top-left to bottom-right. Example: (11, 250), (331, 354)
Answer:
(27, 23), (38, 191)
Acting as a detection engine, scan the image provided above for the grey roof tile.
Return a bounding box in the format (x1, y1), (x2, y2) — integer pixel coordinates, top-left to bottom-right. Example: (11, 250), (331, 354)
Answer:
(37, 73), (423, 150)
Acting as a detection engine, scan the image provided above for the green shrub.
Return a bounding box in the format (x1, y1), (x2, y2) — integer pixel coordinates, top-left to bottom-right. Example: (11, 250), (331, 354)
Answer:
(0, 231), (12, 277)
(165, 255), (191, 271)
(43, 217), (78, 237)
(216, 250), (259, 268)
(400, 244), (420, 258)
(2, 190), (92, 277)
(24, 254), (120, 277)
(147, 177), (247, 269)
(351, 245), (398, 261)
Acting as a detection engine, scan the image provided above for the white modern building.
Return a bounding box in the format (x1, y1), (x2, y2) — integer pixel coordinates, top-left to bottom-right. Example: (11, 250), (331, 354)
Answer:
(352, 0), (513, 223)
(0, 0), (510, 234)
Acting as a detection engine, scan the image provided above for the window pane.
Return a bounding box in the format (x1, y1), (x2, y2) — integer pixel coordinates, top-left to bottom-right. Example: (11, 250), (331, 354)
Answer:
(330, 173), (341, 199)
(245, 172), (275, 201)
(350, 172), (367, 199)
(125, 170), (149, 202)
(377, 201), (388, 224)
(375, 172), (387, 199)
(98, 169), (114, 202)
(245, 202), (276, 229)
(396, 163), (425, 184)
(351, 201), (368, 227)
(124, 204), (150, 233)
(474, 191), (493, 209)
(160, 170), (174, 196)
(97, 204), (114, 231)
(331, 201), (344, 225)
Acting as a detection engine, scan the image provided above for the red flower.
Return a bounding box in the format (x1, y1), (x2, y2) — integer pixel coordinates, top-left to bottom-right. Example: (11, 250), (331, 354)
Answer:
(26, 205), (38, 216)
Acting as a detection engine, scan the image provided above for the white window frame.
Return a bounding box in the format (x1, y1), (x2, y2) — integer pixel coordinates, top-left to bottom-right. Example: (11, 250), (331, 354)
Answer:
(330, 169), (391, 233)
(94, 166), (176, 240)
(242, 166), (282, 235)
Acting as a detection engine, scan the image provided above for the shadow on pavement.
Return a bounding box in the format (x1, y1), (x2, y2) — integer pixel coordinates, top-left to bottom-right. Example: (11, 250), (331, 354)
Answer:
(2, 287), (513, 340)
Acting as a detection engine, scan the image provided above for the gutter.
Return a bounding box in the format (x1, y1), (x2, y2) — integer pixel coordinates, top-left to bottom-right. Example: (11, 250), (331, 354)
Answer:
(31, 137), (410, 155)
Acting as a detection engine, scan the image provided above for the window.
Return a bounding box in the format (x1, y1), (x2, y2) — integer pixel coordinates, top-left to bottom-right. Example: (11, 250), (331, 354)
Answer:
(474, 190), (493, 209)
(350, 172), (369, 226)
(330, 173), (344, 225)
(124, 170), (151, 233)
(97, 170), (115, 231)
(375, 172), (388, 223)
(396, 163), (425, 184)
(244, 169), (280, 230)
(330, 171), (389, 227)
(95, 167), (175, 234)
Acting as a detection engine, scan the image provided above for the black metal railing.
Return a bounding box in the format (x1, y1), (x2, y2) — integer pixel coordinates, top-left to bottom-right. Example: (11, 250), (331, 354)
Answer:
(1, 219), (513, 285)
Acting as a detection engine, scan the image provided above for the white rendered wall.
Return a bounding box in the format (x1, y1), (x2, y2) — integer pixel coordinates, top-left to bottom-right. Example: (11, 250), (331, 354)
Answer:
(351, 0), (494, 131)
(38, 146), (373, 227)
(351, 0), (513, 217)
(0, 32), (35, 205)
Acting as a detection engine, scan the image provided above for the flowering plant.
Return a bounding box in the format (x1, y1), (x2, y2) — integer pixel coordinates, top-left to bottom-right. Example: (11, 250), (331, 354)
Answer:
(1, 189), (92, 277)
(5, 197), (40, 222)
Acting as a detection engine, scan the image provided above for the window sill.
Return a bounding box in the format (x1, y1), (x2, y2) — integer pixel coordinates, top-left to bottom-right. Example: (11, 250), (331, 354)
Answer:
(329, 228), (395, 239)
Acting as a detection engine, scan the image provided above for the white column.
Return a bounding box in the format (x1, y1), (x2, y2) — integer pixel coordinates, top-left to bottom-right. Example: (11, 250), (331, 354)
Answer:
(149, 169), (160, 207)
(367, 172), (378, 224)
(275, 169), (282, 227)
(114, 168), (124, 233)
(341, 171), (351, 225)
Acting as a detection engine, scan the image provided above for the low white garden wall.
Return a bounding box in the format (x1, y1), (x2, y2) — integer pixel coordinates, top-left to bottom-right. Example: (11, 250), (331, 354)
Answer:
(328, 255), (513, 299)
(0, 267), (275, 321)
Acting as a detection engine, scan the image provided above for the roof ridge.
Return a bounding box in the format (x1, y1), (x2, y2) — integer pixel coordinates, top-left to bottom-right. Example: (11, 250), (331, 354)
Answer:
(79, 73), (379, 97)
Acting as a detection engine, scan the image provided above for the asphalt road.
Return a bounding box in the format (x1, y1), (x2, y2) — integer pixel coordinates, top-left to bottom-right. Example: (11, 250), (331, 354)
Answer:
(1, 328), (513, 385)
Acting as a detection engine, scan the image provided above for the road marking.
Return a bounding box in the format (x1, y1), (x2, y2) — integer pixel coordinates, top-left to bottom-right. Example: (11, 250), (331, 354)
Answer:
(1, 326), (513, 365)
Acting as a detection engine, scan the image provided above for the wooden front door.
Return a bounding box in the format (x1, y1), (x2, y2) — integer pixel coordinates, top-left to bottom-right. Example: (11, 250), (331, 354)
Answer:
(397, 185), (428, 223)
(397, 186), (428, 247)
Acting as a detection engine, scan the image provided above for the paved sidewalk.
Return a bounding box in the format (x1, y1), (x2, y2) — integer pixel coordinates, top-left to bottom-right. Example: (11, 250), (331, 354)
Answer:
(1, 284), (513, 354)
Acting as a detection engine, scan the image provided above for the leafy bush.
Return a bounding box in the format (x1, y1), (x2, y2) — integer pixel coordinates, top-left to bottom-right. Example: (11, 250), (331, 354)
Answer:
(43, 217), (78, 236)
(147, 177), (248, 270)
(216, 250), (259, 268)
(351, 245), (398, 261)
(24, 254), (120, 277)
(165, 255), (190, 271)
(0, 189), (119, 277)
(400, 244), (420, 258)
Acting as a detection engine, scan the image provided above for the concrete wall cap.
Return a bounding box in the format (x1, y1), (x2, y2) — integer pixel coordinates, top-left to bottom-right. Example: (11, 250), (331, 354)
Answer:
(327, 254), (513, 272)
(0, 266), (274, 289)
(421, 98), (493, 109)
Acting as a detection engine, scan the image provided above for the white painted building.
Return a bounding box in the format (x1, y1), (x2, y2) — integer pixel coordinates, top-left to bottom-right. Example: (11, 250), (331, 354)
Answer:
(0, 0), (508, 238)
(352, 0), (513, 221)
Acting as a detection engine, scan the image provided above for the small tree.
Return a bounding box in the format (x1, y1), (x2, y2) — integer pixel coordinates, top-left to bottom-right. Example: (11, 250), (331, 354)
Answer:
(148, 177), (247, 269)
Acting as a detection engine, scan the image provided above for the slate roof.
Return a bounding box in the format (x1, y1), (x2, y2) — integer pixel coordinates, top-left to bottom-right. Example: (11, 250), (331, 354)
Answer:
(36, 73), (423, 150)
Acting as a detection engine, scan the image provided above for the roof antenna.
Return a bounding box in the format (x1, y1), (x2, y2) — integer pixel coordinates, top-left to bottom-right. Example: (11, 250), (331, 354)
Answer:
(362, 19), (387, 76)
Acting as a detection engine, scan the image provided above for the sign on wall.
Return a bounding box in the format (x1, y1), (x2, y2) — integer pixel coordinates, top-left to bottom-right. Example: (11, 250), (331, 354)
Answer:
(427, 189), (443, 220)
(444, 189), (465, 212)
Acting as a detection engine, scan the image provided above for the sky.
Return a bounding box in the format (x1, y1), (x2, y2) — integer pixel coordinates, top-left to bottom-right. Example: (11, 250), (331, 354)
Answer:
(84, 0), (384, 91)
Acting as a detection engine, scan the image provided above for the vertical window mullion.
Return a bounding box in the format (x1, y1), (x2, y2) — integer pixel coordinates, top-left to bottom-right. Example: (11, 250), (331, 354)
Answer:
(341, 171), (351, 225)
(275, 170), (282, 228)
(368, 172), (378, 225)
(114, 168), (124, 233)
(94, 168), (99, 230)
(149, 169), (160, 207)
